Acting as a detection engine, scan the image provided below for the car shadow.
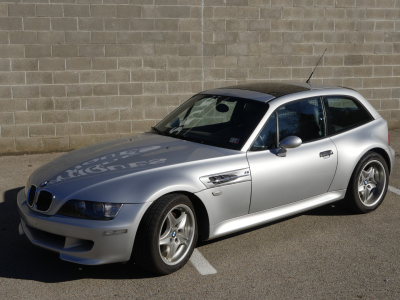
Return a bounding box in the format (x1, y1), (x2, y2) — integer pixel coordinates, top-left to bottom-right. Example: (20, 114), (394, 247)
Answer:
(1, 187), (354, 283)
(0, 187), (156, 283)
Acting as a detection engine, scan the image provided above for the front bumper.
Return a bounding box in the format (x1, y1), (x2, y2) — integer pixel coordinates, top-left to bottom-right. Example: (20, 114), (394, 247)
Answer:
(17, 189), (150, 265)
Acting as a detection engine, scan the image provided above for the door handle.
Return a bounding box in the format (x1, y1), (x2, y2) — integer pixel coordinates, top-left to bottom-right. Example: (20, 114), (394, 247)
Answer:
(320, 150), (333, 157)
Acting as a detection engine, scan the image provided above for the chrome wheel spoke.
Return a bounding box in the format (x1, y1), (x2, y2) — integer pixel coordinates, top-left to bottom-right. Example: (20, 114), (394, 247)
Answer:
(367, 167), (375, 182)
(175, 212), (187, 231)
(166, 240), (179, 261)
(358, 184), (365, 193)
(160, 236), (172, 246)
(177, 232), (188, 245)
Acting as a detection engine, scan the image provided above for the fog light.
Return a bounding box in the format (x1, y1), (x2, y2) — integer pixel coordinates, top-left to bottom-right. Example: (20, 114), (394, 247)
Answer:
(103, 229), (128, 236)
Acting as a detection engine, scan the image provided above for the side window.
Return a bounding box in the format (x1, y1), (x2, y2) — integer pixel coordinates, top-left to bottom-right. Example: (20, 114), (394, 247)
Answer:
(278, 97), (326, 143)
(324, 96), (373, 135)
(250, 113), (277, 151)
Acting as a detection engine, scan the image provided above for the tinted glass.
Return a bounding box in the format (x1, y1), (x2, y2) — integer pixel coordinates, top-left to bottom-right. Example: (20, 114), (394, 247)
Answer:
(250, 113), (277, 151)
(324, 96), (373, 135)
(154, 94), (269, 150)
(278, 97), (326, 143)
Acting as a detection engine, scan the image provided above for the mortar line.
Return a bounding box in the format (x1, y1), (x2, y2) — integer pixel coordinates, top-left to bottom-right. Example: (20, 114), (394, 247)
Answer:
(201, 0), (204, 91)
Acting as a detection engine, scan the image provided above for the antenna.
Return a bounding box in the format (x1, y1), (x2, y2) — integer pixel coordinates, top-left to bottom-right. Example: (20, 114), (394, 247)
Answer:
(306, 48), (327, 84)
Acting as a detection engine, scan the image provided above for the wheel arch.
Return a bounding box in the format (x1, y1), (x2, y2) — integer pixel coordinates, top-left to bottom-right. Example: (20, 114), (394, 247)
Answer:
(368, 147), (391, 174)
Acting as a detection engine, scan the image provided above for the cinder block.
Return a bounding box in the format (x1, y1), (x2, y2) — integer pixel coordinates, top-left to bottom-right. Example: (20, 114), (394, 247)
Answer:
(142, 6), (191, 18)
(93, 58), (118, 70)
(51, 45), (78, 57)
(39, 58), (65, 71)
(65, 32), (91, 44)
(79, 45), (104, 57)
(42, 110), (68, 124)
(0, 98), (25, 112)
(107, 96), (131, 108)
(94, 108), (120, 121)
(42, 137), (69, 151)
(130, 19), (155, 31)
(117, 32), (142, 44)
(80, 71), (105, 83)
(92, 32), (117, 44)
(37, 32), (65, 44)
(56, 123), (81, 136)
(64, 4), (90, 17)
(26, 72), (53, 84)
(53, 71), (79, 84)
(91, 5), (116, 18)
(29, 124), (55, 137)
(78, 18), (104, 31)
(132, 120), (155, 132)
(144, 106), (168, 119)
(11, 59), (38, 71)
(0, 112), (14, 125)
(116, 5), (141, 18)
(1, 125), (28, 138)
(105, 19), (130, 31)
(131, 70), (155, 82)
(120, 108), (144, 120)
(67, 84), (93, 97)
(132, 95), (156, 107)
(106, 70), (130, 83)
(8, 4), (35, 17)
(142, 82), (167, 95)
(66, 57), (91, 70)
(69, 109), (94, 122)
(54, 97), (80, 110)
(25, 45), (51, 58)
(15, 111), (41, 125)
(15, 137), (43, 152)
(0, 17), (23, 30)
(36, 4), (63, 17)
(23, 18), (50, 31)
(82, 122), (108, 135)
(51, 18), (78, 31)
(93, 84), (118, 96)
(107, 121), (131, 134)
(13, 86), (40, 98)
(168, 82), (192, 94)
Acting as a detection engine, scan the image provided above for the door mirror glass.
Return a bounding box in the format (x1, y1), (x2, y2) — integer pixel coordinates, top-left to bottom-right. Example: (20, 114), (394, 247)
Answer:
(277, 136), (302, 157)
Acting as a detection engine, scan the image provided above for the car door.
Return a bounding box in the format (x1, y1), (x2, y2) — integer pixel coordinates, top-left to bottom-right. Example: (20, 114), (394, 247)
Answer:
(247, 96), (338, 214)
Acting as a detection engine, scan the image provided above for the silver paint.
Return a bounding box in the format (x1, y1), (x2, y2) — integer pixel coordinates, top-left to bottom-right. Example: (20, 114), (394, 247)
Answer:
(17, 83), (395, 265)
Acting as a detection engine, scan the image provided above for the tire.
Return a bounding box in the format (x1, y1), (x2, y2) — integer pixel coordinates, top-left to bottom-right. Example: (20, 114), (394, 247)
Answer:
(133, 193), (198, 275)
(345, 151), (389, 214)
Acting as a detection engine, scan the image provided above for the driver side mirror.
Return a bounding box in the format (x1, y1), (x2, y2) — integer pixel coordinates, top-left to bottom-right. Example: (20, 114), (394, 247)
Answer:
(277, 136), (302, 157)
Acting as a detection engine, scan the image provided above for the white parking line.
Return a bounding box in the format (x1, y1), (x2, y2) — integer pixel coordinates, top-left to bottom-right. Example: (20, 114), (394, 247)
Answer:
(190, 248), (217, 275)
(389, 185), (400, 196)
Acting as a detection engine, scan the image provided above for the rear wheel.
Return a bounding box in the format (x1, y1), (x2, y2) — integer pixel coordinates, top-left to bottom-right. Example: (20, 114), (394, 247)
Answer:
(134, 193), (197, 275)
(345, 151), (389, 213)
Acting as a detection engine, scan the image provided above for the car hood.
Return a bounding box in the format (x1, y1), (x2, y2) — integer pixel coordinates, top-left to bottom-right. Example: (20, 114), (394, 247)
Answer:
(29, 133), (240, 188)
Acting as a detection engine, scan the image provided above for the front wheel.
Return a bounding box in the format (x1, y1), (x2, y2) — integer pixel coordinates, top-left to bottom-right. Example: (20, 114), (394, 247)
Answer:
(134, 193), (198, 275)
(346, 151), (389, 214)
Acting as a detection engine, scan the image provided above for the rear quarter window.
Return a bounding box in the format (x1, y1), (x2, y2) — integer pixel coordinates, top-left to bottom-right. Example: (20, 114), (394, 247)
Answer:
(324, 96), (373, 135)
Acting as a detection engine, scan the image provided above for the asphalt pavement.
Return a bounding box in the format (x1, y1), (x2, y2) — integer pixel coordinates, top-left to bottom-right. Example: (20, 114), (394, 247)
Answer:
(0, 130), (399, 299)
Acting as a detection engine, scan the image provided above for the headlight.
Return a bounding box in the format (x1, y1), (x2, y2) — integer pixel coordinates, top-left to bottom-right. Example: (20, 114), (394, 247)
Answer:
(57, 200), (123, 220)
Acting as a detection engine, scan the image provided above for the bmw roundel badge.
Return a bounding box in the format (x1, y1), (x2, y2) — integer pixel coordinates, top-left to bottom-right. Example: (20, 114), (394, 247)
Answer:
(40, 181), (49, 187)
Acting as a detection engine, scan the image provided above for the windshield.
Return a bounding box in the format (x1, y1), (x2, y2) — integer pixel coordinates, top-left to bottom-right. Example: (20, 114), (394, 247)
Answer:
(153, 94), (269, 150)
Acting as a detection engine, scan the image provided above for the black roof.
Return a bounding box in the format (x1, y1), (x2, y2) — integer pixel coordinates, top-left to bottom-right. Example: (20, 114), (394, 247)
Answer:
(222, 82), (311, 98)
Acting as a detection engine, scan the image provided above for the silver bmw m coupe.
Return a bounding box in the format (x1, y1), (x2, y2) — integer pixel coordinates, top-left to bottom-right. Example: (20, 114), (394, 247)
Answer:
(18, 82), (395, 275)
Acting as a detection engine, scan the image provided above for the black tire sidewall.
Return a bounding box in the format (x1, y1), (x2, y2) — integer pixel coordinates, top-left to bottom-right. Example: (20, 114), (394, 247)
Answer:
(150, 194), (198, 275)
(349, 152), (389, 213)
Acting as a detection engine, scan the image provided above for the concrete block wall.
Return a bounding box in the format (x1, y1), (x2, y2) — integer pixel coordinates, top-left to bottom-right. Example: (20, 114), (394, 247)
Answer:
(0, 0), (399, 154)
